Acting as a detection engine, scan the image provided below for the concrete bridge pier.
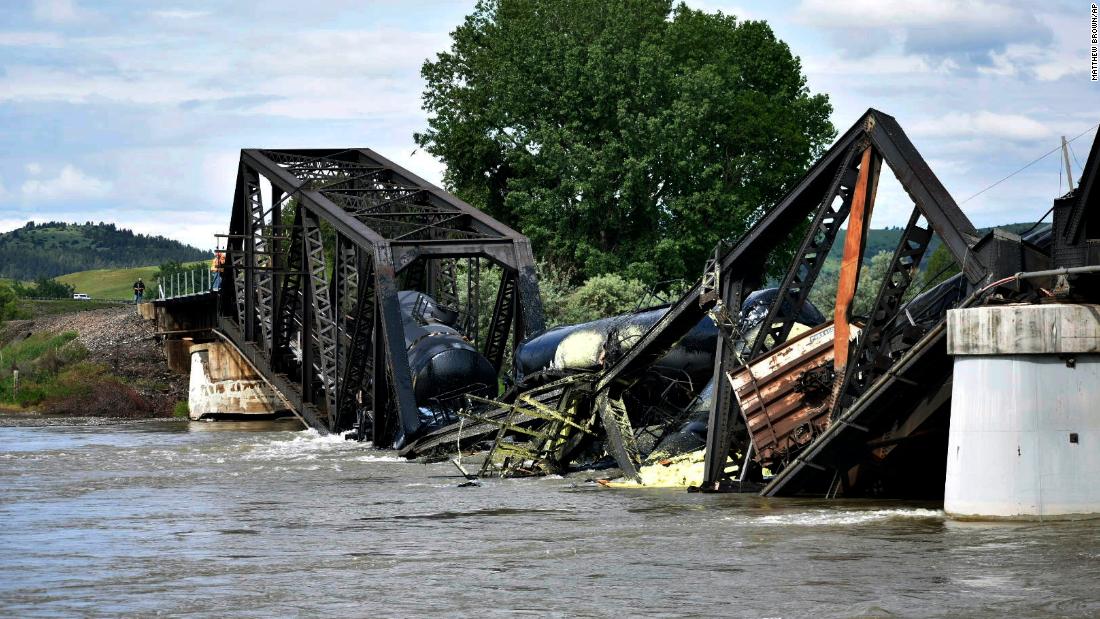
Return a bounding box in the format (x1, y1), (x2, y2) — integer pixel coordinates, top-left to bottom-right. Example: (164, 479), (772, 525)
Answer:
(188, 342), (288, 420)
(945, 303), (1100, 520)
(140, 296), (290, 421)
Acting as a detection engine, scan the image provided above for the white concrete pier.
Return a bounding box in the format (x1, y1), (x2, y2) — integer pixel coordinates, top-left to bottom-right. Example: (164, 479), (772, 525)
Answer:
(945, 303), (1100, 520)
(188, 342), (283, 419)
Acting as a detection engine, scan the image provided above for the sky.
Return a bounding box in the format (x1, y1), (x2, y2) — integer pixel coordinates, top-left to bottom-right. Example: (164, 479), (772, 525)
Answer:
(0, 0), (1096, 250)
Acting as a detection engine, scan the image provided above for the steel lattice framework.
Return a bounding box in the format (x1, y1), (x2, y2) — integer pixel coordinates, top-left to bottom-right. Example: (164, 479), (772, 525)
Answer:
(590, 109), (1035, 489)
(219, 148), (544, 447)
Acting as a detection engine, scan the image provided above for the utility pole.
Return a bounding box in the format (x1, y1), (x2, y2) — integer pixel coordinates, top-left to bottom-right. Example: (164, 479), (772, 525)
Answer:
(1062, 135), (1075, 190)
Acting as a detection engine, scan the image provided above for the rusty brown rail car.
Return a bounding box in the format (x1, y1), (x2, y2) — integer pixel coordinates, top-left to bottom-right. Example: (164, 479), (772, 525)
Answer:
(728, 322), (858, 470)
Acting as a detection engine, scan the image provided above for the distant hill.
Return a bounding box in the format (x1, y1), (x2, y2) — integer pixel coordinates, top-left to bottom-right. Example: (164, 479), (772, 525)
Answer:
(824, 222), (1051, 268)
(0, 222), (209, 280)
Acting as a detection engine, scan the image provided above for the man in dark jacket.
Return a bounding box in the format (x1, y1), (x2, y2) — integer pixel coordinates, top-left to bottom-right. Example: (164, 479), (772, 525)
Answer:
(133, 278), (145, 304)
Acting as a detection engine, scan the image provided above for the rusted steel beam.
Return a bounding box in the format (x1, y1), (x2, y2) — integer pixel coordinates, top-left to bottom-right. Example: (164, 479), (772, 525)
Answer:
(760, 323), (949, 497)
(832, 146), (880, 376)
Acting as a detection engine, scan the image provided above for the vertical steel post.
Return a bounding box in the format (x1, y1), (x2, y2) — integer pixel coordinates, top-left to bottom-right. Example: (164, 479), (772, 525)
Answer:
(701, 274), (749, 487)
(301, 230), (314, 405)
(242, 166), (257, 341)
(374, 244), (420, 444)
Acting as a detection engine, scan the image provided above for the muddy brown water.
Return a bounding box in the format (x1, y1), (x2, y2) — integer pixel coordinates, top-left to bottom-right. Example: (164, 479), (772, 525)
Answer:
(2, 420), (1099, 618)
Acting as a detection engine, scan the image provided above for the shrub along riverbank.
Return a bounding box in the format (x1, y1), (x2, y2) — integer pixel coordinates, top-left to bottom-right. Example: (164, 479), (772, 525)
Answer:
(0, 331), (164, 417)
(0, 306), (187, 418)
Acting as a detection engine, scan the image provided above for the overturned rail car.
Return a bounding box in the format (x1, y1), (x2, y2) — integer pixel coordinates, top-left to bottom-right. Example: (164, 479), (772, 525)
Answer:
(402, 287), (826, 475)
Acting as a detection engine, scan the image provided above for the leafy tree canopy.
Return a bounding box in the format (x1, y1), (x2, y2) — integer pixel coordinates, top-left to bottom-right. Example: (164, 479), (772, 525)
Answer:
(0, 282), (18, 323)
(417, 0), (834, 285)
(919, 243), (961, 290)
(12, 278), (74, 299)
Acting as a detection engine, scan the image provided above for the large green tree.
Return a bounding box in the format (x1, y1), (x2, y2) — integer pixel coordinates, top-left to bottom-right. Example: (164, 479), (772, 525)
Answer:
(0, 282), (19, 324)
(417, 0), (834, 285)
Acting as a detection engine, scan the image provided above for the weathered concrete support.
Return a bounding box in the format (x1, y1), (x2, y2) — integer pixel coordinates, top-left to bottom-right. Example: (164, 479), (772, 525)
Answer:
(164, 338), (192, 373)
(189, 342), (286, 420)
(138, 302), (156, 320)
(945, 304), (1100, 520)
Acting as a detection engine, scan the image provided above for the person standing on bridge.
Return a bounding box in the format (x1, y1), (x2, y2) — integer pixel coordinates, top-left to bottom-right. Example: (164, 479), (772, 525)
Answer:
(210, 251), (225, 291)
(132, 278), (145, 304)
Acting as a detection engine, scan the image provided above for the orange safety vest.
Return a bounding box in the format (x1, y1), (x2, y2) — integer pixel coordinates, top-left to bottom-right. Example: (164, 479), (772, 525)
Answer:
(211, 252), (226, 272)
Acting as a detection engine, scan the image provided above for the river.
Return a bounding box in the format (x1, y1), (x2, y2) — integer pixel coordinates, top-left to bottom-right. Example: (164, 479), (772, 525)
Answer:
(1, 420), (1099, 618)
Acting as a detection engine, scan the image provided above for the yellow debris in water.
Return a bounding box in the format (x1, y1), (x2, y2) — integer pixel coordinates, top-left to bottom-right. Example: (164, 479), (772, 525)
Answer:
(601, 450), (737, 488)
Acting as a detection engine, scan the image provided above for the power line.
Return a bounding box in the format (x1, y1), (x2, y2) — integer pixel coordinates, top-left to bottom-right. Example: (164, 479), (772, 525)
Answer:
(1070, 141), (1083, 170)
(1019, 205), (1054, 239)
(958, 122), (1100, 206)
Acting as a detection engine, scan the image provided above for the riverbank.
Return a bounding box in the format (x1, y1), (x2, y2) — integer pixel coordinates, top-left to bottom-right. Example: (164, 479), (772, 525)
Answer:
(0, 305), (188, 418)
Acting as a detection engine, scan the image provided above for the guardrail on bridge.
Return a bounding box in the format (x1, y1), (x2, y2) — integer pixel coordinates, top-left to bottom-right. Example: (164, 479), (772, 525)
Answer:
(159, 269), (216, 300)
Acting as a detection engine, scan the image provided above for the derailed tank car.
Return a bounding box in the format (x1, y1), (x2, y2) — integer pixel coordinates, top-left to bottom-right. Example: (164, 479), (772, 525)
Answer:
(397, 291), (498, 433)
(400, 287), (826, 474)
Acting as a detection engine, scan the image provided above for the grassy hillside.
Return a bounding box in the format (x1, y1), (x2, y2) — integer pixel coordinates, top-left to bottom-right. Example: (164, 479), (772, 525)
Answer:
(0, 327), (175, 417)
(56, 265), (162, 300)
(0, 221), (209, 280)
(55, 262), (207, 300)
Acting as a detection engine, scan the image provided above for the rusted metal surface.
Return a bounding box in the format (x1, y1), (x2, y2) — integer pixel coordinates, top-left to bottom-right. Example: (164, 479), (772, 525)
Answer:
(833, 146), (879, 371)
(728, 322), (858, 470)
(760, 323), (951, 498)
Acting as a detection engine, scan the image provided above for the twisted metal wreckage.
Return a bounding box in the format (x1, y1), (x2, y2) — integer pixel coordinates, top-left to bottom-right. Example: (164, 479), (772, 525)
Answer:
(218, 109), (1099, 499)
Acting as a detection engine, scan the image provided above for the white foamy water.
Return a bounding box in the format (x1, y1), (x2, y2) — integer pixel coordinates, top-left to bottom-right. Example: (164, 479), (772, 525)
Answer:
(237, 429), (376, 462)
(751, 508), (945, 526)
(351, 454), (407, 463)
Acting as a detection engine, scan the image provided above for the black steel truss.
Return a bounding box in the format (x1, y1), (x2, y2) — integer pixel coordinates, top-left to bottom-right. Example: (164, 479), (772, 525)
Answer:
(830, 207), (933, 415)
(747, 144), (866, 359)
(221, 148), (545, 447)
(588, 110), (1003, 486)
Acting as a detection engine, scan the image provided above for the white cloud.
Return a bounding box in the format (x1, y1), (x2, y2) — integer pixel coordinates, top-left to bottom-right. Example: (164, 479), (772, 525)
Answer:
(31, 0), (83, 23)
(796, 0), (1053, 66)
(0, 65), (229, 105)
(20, 165), (112, 202)
(799, 0), (1022, 29)
(0, 31), (64, 47)
(912, 111), (1052, 142)
(801, 50), (935, 77)
(985, 37), (1078, 81)
(150, 9), (210, 20)
(25, 163), (42, 175)
(251, 77), (421, 120)
(0, 27), (446, 120)
(243, 29), (448, 77)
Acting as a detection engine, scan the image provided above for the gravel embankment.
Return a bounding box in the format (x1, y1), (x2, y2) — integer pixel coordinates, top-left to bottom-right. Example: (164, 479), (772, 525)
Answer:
(3, 306), (188, 414)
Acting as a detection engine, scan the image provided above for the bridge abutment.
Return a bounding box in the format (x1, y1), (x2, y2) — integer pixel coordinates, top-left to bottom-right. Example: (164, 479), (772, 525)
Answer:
(188, 342), (288, 420)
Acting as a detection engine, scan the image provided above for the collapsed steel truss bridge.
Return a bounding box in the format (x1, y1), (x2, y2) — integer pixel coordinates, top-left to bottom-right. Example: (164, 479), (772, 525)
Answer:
(218, 148), (544, 447)
(590, 109), (1048, 494)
